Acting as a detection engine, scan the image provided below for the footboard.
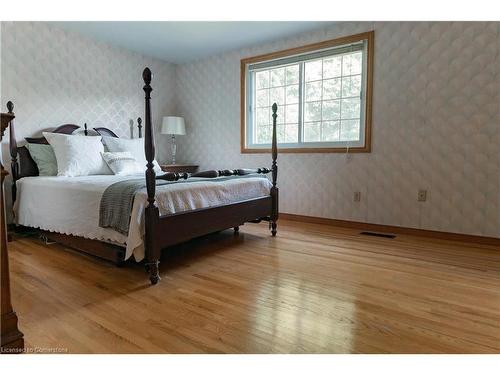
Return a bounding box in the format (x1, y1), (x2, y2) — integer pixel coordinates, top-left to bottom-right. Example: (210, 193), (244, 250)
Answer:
(141, 68), (278, 285)
(154, 196), (272, 249)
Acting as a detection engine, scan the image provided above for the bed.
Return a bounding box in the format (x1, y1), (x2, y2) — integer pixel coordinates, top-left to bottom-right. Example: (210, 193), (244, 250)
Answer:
(14, 174), (273, 261)
(9, 67), (279, 284)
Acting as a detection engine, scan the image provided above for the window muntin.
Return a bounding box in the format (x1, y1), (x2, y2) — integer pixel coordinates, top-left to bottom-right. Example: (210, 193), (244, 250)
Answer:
(253, 64), (300, 144)
(242, 33), (373, 152)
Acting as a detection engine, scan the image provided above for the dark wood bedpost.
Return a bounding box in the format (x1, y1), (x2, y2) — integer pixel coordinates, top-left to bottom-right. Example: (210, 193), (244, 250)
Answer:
(270, 103), (279, 236)
(1, 102), (24, 353)
(142, 68), (161, 285)
(137, 117), (142, 139)
(8, 102), (19, 205)
(84, 123), (88, 136)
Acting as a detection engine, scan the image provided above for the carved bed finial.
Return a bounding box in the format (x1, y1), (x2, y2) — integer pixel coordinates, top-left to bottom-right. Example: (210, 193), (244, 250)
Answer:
(143, 67), (152, 85)
(7, 101), (14, 114)
(137, 117), (142, 139)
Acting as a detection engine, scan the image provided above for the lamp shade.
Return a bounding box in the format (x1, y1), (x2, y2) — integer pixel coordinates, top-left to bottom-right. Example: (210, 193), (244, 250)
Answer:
(161, 116), (186, 135)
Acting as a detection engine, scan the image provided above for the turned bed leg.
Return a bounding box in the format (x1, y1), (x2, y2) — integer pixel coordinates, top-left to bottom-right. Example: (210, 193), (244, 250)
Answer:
(233, 226), (240, 235)
(271, 221), (277, 237)
(145, 260), (160, 285)
(270, 103), (279, 237)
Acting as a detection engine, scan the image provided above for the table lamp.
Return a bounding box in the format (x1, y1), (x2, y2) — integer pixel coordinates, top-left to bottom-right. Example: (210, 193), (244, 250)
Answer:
(161, 116), (186, 164)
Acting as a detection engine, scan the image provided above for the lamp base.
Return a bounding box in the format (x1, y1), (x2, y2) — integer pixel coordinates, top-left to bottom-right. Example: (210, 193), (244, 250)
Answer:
(171, 135), (177, 165)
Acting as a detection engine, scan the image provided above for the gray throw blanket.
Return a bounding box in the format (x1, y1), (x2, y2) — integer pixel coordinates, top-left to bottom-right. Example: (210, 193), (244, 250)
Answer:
(99, 175), (267, 235)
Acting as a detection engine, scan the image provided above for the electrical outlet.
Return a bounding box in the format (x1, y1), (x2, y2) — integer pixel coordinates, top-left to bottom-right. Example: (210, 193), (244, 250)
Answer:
(354, 191), (361, 202)
(418, 189), (427, 202)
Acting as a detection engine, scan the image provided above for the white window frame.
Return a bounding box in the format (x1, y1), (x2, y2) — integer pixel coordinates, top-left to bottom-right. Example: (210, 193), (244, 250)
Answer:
(241, 32), (374, 154)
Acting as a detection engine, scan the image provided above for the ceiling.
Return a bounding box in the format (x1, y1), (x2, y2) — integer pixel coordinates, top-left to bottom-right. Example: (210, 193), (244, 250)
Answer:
(51, 21), (333, 64)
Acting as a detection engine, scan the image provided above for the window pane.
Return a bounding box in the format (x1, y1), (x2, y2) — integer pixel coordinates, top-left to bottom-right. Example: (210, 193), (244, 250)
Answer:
(323, 56), (342, 78)
(322, 100), (341, 121)
(305, 81), (322, 101)
(341, 98), (361, 119)
(304, 122), (321, 142)
(322, 121), (340, 141)
(305, 60), (322, 82)
(323, 78), (341, 100)
(276, 104), (285, 124)
(340, 119), (360, 141)
(270, 68), (285, 87)
(277, 124), (286, 143)
(285, 65), (299, 85)
(256, 125), (271, 144)
(304, 102), (322, 122)
(269, 87), (285, 106)
(256, 71), (269, 89)
(286, 84), (299, 104)
(256, 107), (270, 126)
(342, 52), (362, 75)
(285, 124), (298, 143)
(285, 104), (299, 124)
(256, 89), (269, 107)
(248, 40), (368, 149)
(342, 75), (361, 98)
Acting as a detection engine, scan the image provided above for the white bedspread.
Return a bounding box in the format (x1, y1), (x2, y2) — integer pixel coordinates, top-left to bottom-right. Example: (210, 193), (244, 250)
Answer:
(14, 175), (272, 261)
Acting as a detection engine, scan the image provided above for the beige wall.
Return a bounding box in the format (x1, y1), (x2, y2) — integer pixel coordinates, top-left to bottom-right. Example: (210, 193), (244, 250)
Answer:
(1, 21), (499, 238)
(175, 22), (500, 238)
(0, 21), (177, 219)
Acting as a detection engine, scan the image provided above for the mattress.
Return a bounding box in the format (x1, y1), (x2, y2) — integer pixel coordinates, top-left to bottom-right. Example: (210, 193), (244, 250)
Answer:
(14, 175), (272, 261)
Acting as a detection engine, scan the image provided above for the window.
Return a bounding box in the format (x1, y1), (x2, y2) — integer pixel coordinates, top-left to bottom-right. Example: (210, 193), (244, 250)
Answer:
(241, 31), (373, 153)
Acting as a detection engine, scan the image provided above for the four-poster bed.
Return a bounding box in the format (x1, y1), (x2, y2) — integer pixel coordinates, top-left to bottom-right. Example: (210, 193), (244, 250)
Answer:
(9, 67), (279, 285)
(139, 68), (278, 284)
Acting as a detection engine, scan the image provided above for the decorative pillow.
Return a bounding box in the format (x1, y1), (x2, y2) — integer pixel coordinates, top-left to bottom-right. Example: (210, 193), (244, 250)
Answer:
(43, 132), (112, 177)
(102, 136), (162, 173)
(25, 143), (58, 176)
(101, 152), (144, 176)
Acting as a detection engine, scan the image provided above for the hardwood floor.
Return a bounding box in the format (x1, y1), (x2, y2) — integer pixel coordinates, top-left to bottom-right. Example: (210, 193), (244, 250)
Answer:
(8, 220), (500, 353)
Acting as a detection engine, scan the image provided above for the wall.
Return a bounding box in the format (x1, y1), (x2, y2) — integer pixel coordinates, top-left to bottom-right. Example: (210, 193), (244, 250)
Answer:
(175, 22), (500, 238)
(0, 21), (177, 219)
(1, 21), (498, 238)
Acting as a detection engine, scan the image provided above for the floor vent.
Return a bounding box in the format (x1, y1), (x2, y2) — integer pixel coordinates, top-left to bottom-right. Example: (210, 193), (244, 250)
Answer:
(360, 231), (396, 239)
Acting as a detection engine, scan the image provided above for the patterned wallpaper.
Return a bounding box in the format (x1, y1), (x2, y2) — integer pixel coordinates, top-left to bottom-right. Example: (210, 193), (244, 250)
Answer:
(175, 22), (500, 238)
(1, 21), (499, 238)
(0, 21), (176, 218)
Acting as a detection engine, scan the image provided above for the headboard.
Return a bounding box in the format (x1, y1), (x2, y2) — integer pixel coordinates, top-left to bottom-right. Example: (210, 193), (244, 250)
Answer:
(9, 118), (142, 204)
(23, 124), (80, 145)
(94, 117), (143, 139)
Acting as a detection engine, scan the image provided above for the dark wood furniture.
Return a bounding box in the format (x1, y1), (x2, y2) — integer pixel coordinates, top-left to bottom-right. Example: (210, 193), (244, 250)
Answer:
(161, 164), (199, 174)
(1, 101), (24, 353)
(9, 67), (279, 285)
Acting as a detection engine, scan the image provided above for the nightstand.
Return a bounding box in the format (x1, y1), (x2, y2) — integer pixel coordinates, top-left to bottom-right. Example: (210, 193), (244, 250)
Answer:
(161, 164), (199, 174)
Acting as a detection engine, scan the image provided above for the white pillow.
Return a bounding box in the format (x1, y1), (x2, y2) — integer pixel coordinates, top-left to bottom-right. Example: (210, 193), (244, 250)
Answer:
(101, 152), (144, 176)
(43, 132), (112, 177)
(102, 136), (162, 173)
